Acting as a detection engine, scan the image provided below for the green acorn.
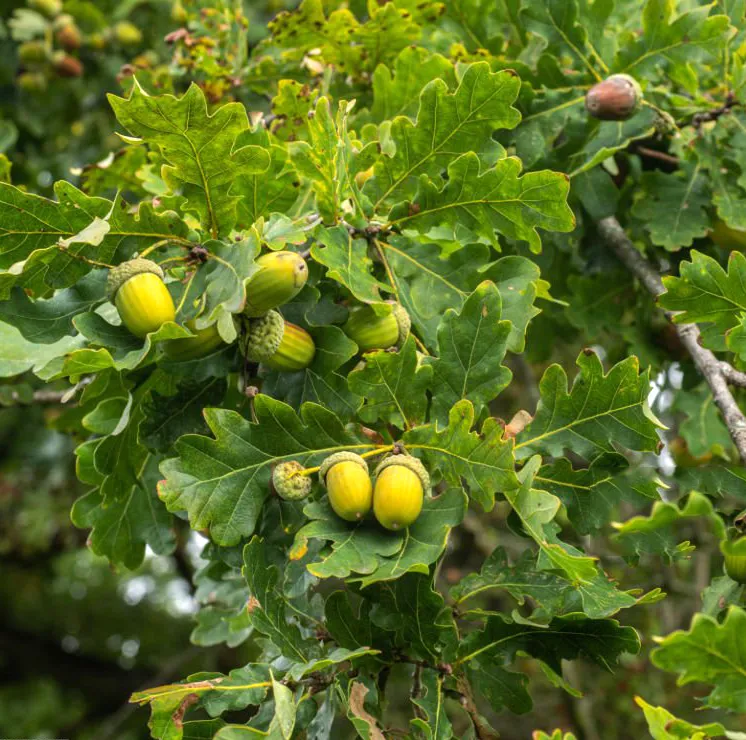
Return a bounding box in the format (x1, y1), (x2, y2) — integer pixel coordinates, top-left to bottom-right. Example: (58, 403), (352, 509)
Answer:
(585, 74), (642, 121)
(244, 251), (308, 317)
(163, 320), (225, 361)
(373, 455), (430, 531)
(722, 537), (746, 584)
(18, 72), (48, 93)
(240, 310), (316, 371)
(18, 41), (48, 65)
(319, 452), (373, 522)
(343, 302), (410, 352)
(28, 0), (62, 17)
(273, 460), (312, 501)
(114, 20), (143, 46)
(107, 258), (176, 338)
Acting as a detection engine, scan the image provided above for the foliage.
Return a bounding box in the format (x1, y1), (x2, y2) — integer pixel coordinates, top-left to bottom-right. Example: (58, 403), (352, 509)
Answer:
(3, 0), (746, 738)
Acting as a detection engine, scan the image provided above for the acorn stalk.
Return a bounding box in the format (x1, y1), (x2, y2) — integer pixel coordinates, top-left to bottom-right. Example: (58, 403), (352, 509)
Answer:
(320, 452), (373, 522)
(108, 258), (176, 338)
(343, 303), (410, 351)
(244, 250), (308, 317)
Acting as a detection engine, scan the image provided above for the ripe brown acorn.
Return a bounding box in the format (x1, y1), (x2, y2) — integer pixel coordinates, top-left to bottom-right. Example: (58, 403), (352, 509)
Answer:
(53, 53), (84, 78)
(585, 74), (642, 121)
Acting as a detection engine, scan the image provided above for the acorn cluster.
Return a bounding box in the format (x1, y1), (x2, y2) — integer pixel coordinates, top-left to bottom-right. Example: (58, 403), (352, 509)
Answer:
(273, 451), (430, 532)
(17, 0), (145, 91)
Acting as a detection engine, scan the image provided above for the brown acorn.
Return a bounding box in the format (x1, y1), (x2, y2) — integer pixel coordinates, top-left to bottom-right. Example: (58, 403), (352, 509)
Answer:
(56, 23), (82, 51)
(585, 74), (642, 122)
(53, 53), (83, 78)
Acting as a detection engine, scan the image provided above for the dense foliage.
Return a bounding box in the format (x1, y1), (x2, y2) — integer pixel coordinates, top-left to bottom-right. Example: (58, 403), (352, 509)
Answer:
(4, 0), (746, 738)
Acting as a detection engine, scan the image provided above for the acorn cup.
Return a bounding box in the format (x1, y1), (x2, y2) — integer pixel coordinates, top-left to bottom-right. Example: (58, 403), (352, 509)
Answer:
(721, 536), (746, 585)
(373, 454), (430, 531)
(107, 258), (176, 338)
(343, 302), (411, 352)
(319, 452), (373, 522)
(585, 74), (643, 121)
(273, 460), (312, 501)
(240, 309), (315, 371)
(244, 250), (308, 317)
(162, 320), (225, 361)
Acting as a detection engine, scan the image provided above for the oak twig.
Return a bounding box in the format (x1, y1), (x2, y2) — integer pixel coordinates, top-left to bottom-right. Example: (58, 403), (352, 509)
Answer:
(597, 216), (746, 462)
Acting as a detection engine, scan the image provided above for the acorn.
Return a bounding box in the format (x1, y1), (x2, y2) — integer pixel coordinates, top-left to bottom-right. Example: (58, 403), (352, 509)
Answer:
(114, 21), (143, 46)
(56, 22), (82, 51)
(240, 310), (315, 371)
(273, 460), (312, 501)
(343, 303), (410, 352)
(722, 537), (746, 584)
(171, 0), (188, 23)
(18, 72), (48, 93)
(373, 455), (430, 531)
(319, 452), (373, 522)
(244, 251), (308, 317)
(163, 320), (225, 361)
(585, 74), (642, 121)
(107, 258), (176, 338)
(18, 40), (48, 65)
(28, 0), (62, 17)
(87, 32), (107, 50)
(52, 52), (84, 78)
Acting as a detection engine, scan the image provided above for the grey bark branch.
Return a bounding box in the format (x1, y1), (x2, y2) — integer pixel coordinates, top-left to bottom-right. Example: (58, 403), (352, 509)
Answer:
(597, 215), (746, 463)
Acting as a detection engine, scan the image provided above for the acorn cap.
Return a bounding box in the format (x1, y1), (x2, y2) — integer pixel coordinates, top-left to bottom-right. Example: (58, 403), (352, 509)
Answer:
(319, 451), (368, 485)
(107, 258), (164, 300)
(375, 454), (431, 496)
(391, 302), (411, 348)
(273, 460), (312, 501)
(243, 309), (285, 362)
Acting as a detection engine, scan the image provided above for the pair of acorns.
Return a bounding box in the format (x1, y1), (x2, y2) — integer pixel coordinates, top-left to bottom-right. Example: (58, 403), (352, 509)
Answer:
(273, 452), (429, 531)
(107, 251), (411, 366)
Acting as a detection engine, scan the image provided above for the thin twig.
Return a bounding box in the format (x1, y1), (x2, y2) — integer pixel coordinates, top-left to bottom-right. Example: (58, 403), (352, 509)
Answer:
(597, 216), (746, 462)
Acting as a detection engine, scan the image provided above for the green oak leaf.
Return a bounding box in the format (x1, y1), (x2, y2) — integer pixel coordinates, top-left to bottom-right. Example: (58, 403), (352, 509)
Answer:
(536, 453), (661, 536)
(242, 537), (320, 664)
(389, 154), (574, 254)
(311, 225), (390, 304)
(0, 184), (188, 297)
(348, 336), (432, 430)
(613, 490), (727, 563)
(635, 696), (731, 740)
(409, 668), (453, 740)
(368, 573), (458, 661)
(651, 606), (746, 713)
(0, 320), (82, 377)
(516, 351), (664, 460)
(424, 281), (512, 426)
(403, 399), (519, 511)
(109, 82), (270, 238)
(159, 396), (372, 546)
(632, 166), (711, 251)
(673, 385), (733, 459)
(660, 250), (746, 333)
(365, 62), (521, 211)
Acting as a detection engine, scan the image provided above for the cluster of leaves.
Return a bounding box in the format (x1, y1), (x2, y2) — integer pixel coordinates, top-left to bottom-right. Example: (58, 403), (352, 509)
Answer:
(4, 0), (746, 737)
